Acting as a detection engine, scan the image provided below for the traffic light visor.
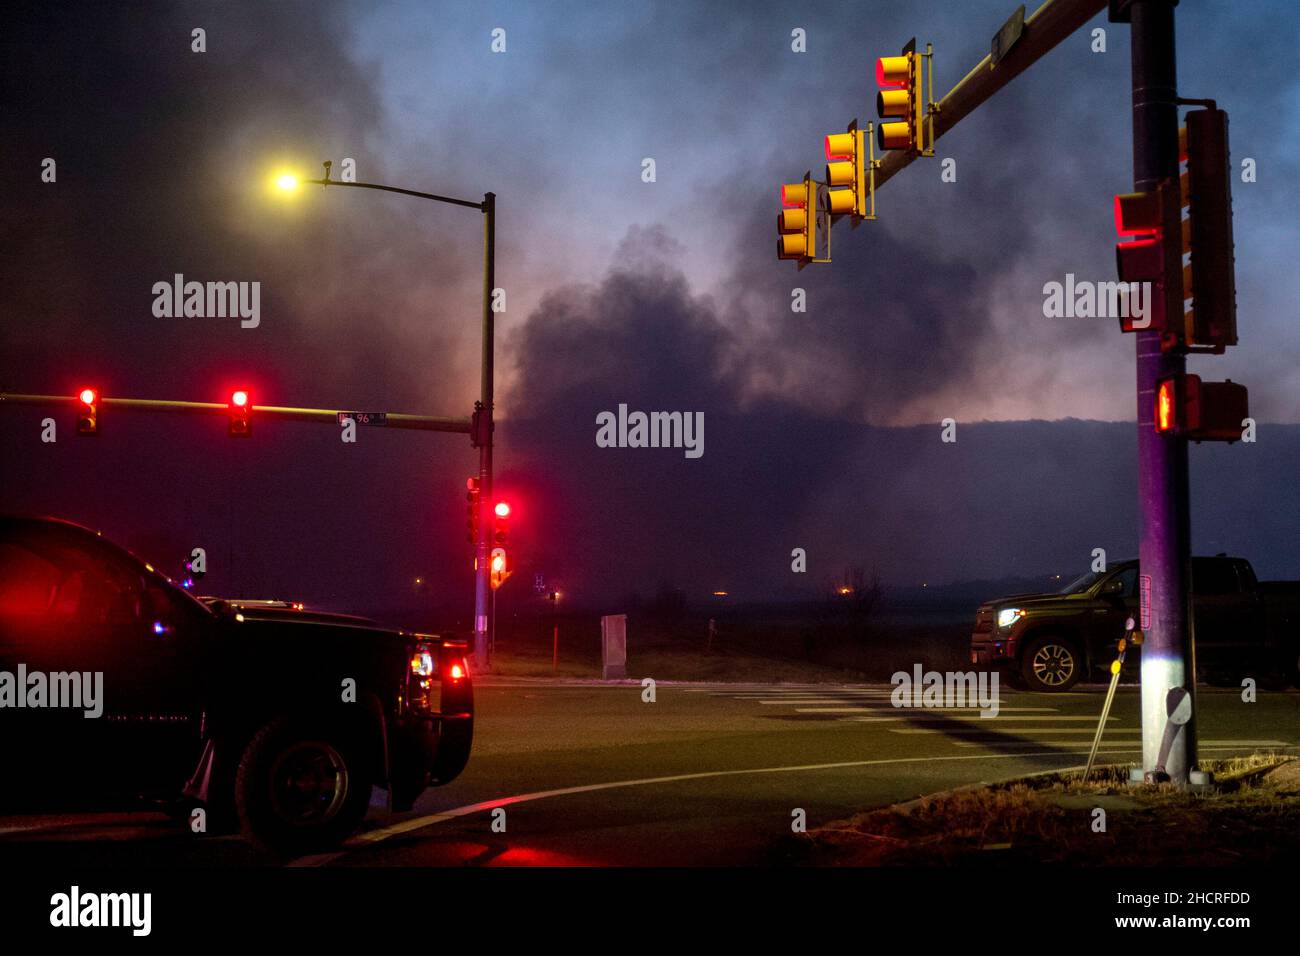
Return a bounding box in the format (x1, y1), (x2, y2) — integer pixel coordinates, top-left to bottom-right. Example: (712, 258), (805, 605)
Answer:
(826, 161), (855, 187)
(778, 234), (807, 259)
(876, 88), (910, 118)
(1114, 192), (1161, 237)
(877, 121), (911, 151)
(824, 133), (855, 159)
(826, 189), (856, 214)
(781, 182), (808, 207)
(876, 55), (910, 87)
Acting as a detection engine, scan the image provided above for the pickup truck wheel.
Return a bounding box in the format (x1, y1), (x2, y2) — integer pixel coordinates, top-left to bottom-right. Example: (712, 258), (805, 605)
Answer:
(1020, 635), (1082, 692)
(234, 716), (373, 854)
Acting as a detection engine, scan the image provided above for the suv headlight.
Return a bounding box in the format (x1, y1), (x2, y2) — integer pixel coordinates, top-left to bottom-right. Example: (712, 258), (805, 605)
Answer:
(997, 607), (1024, 629)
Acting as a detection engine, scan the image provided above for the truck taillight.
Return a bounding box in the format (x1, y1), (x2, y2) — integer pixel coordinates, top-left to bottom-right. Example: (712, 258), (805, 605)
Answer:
(449, 662), (466, 681)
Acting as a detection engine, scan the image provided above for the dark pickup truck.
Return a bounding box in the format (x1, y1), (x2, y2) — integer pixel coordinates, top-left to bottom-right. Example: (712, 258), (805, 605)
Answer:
(971, 555), (1300, 692)
(0, 516), (473, 852)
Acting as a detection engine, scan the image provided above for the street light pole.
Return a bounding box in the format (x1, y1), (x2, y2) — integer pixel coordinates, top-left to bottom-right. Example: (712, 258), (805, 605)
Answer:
(474, 192), (496, 669)
(293, 169), (497, 671)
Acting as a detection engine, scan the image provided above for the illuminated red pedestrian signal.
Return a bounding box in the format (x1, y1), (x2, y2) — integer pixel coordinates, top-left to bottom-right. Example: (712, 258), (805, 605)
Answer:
(493, 501), (510, 545)
(228, 389), (251, 437)
(1156, 378), (1177, 433)
(76, 387), (99, 435)
(490, 547), (508, 590)
(1155, 374), (1249, 442)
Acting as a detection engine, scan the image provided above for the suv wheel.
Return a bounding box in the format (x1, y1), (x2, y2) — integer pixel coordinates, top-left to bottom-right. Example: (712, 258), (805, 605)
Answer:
(1020, 635), (1083, 692)
(234, 716), (373, 854)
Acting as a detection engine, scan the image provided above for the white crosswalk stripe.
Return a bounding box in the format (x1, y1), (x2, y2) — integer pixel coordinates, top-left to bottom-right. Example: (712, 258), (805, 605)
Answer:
(698, 683), (1294, 754)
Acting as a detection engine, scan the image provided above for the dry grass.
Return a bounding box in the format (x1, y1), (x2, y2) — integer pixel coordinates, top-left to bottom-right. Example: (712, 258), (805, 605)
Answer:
(786, 754), (1300, 866)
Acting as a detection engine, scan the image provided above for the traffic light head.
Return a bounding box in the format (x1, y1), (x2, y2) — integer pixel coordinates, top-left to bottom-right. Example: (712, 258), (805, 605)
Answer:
(228, 389), (251, 437)
(778, 177), (816, 263)
(76, 387), (99, 435)
(1180, 108), (1237, 351)
(875, 42), (927, 153)
(490, 547), (508, 589)
(824, 126), (867, 219)
(1113, 180), (1183, 340)
(1155, 374), (1249, 441)
(466, 477), (480, 544)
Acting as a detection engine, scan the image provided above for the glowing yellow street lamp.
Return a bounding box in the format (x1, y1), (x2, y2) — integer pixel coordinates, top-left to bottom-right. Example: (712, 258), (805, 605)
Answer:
(275, 172), (300, 193)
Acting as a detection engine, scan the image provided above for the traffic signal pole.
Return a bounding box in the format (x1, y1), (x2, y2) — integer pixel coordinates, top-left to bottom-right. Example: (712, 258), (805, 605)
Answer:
(473, 193), (496, 670)
(1119, 0), (1197, 784)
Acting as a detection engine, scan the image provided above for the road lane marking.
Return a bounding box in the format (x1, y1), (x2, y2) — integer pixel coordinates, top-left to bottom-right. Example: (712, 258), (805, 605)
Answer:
(891, 726), (1132, 734)
(300, 743), (1294, 866)
(953, 739), (1291, 748)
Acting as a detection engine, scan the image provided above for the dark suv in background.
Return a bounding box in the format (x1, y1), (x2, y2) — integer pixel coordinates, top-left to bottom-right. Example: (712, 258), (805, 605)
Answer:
(971, 555), (1300, 691)
(0, 515), (473, 852)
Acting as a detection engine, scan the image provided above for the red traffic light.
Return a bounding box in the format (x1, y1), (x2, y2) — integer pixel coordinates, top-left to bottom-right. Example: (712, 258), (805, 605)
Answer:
(228, 389), (252, 437)
(492, 500), (510, 544)
(76, 387), (99, 435)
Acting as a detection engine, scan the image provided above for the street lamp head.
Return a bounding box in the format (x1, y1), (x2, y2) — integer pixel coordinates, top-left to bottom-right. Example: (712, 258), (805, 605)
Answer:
(275, 172), (300, 193)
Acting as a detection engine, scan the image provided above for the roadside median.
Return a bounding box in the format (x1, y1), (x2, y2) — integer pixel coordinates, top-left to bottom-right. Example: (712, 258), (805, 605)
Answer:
(780, 754), (1300, 865)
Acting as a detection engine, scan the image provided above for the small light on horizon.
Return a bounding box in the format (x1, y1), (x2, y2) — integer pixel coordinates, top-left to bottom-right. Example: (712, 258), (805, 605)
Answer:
(713, 590), (728, 597)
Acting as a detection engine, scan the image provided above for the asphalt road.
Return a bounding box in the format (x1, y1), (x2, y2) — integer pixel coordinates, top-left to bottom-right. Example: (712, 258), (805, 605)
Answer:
(3, 678), (1298, 867)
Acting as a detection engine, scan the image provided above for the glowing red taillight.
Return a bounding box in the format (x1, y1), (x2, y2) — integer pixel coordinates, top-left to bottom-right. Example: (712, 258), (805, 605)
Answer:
(449, 663), (465, 680)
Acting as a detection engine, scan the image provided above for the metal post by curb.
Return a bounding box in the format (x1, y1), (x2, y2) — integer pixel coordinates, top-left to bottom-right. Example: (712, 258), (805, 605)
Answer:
(1084, 617), (1141, 781)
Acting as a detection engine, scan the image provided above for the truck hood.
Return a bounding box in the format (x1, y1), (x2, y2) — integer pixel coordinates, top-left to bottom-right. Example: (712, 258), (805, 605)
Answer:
(979, 591), (1091, 609)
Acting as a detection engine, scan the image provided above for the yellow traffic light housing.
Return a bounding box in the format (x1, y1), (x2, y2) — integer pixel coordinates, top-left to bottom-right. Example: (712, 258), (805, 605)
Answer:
(778, 172), (829, 268)
(875, 39), (934, 155)
(824, 120), (877, 223)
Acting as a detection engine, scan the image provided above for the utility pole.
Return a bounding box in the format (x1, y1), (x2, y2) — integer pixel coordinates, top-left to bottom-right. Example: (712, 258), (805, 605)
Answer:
(473, 192), (497, 670)
(1115, 0), (1197, 784)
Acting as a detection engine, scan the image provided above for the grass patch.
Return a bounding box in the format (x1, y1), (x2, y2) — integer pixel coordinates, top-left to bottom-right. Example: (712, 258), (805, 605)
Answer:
(485, 643), (872, 683)
(784, 754), (1300, 866)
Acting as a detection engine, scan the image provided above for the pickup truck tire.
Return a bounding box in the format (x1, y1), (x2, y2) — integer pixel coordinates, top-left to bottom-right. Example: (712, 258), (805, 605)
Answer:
(1020, 635), (1083, 692)
(234, 715), (373, 854)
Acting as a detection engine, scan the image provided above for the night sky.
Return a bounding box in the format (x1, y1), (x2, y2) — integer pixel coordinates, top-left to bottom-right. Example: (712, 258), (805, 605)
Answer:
(3, 1), (1298, 620)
